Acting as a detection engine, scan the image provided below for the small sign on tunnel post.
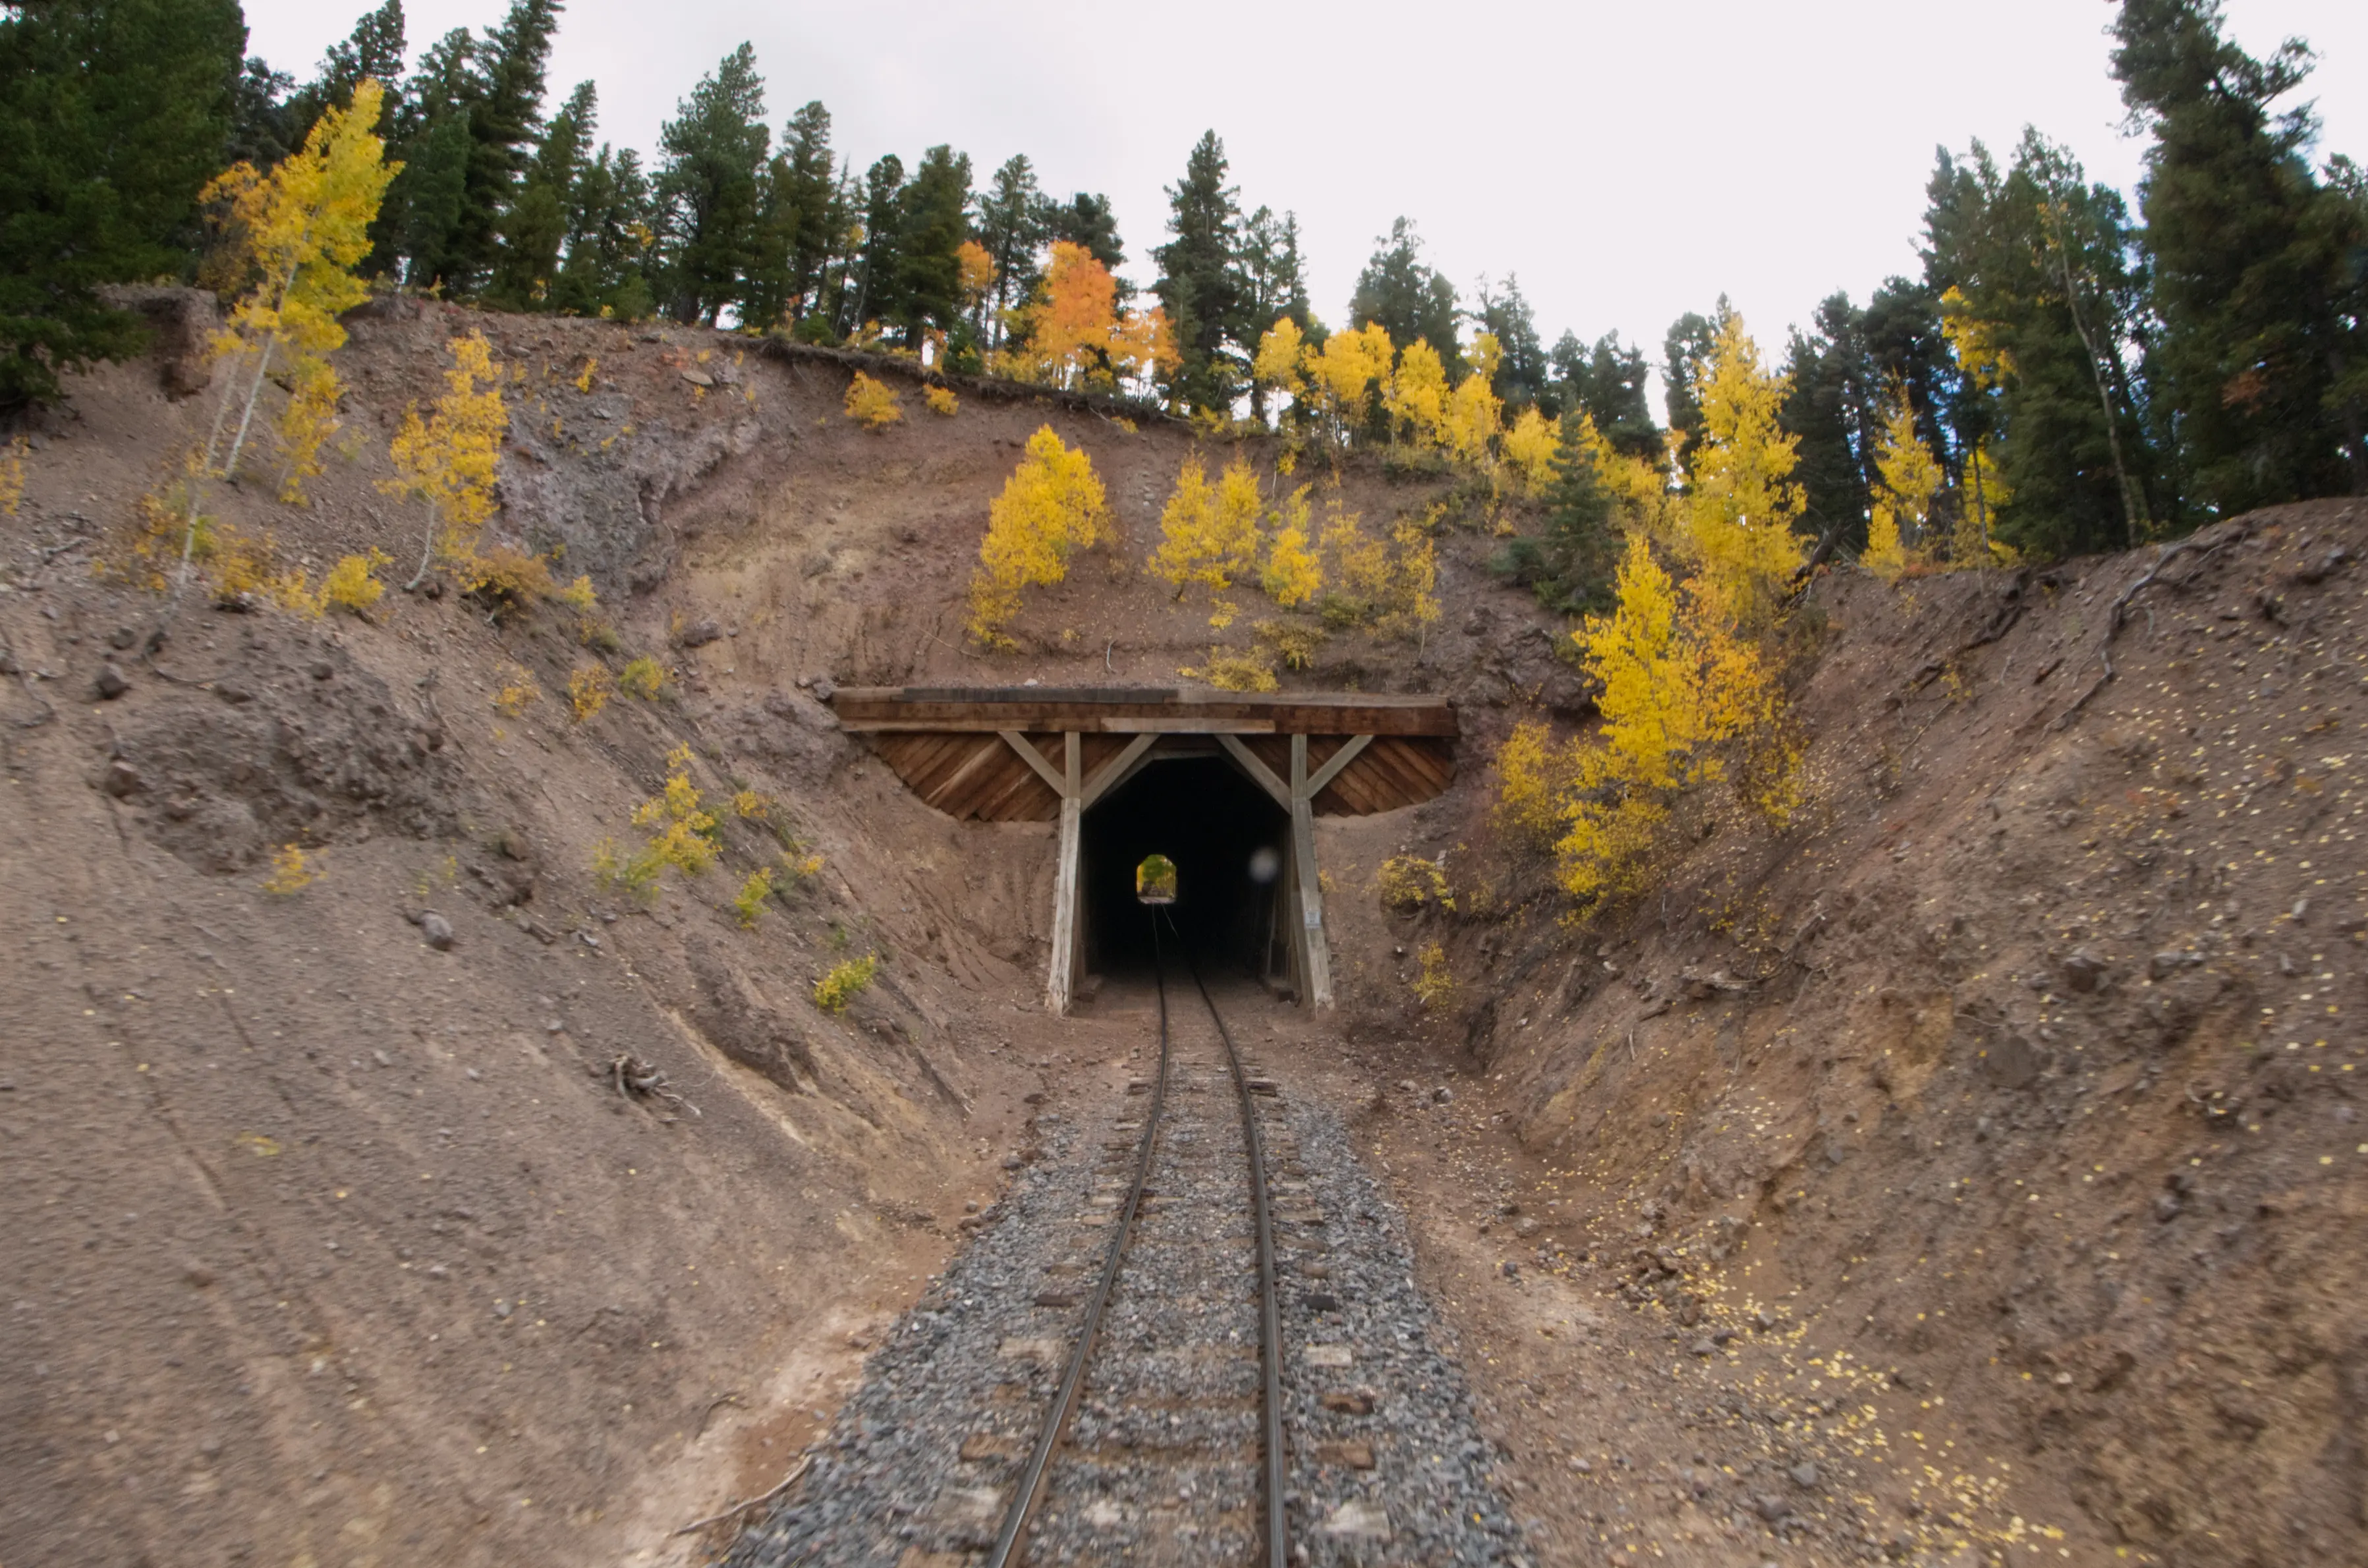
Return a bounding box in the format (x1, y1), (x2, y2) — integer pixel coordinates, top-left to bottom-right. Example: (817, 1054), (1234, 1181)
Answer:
(1135, 854), (1177, 906)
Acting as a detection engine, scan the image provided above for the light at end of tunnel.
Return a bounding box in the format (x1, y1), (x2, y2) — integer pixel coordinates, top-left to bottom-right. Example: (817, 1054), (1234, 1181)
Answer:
(1248, 846), (1281, 885)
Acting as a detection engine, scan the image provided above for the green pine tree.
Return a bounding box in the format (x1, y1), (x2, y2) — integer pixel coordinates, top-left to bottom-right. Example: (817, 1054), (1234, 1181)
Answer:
(1475, 275), (1548, 410)
(445, 0), (561, 293)
(893, 144), (973, 347)
(1660, 308), (1720, 476)
(1494, 413), (1619, 614)
(374, 28), (477, 286)
(975, 154), (1044, 352)
(1349, 217), (1459, 376)
(285, 1), (405, 149)
(742, 99), (837, 333)
(551, 142), (653, 319)
(488, 78), (592, 308)
(2113, 0), (2367, 506)
(1782, 294), (1876, 551)
(844, 153), (905, 334)
(1154, 130), (1246, 414)
(0, 0), (245, 410)
(1551, 331), (1661, 461)
(1923, 134), (2168, 557)
(1239, 205), (1310, 423)
(654, 42), (768, 325)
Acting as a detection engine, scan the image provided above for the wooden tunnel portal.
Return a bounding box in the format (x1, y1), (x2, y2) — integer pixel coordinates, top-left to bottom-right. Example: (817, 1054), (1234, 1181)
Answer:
(829, 686), (1459, 1012)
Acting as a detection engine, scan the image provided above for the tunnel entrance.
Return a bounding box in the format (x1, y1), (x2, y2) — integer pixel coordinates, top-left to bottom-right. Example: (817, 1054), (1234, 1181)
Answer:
(1080, 751), (1289, 984)
(830, 685), (1459, 1011)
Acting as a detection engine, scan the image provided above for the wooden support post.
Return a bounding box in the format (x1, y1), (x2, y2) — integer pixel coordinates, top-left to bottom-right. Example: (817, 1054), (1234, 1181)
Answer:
(1045, 732), (1083, 1015)
(1290, 735), (1336, 1009)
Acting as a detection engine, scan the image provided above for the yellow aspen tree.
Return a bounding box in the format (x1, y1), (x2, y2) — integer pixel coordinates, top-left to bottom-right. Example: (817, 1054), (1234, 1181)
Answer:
(1683, 312), (1805, 621)
(1386, 339), (1449, 451)
(1501, 407), (1558, 494)
(968, 426), (1110, 645)
(1542, 533), (1782, 899)
(1149, 455), (1214, 590)
(276, 361), (343, 503)
(1251, 317), (1306, 420)
(1491, 718), (1578, 849)
(384, 331), (509, 590)
(177, 78), (395, 578)
(1260, 484), (1322, 607)
(1017, 242), (1177, 394)
(1305, 323), (1394, 452)
(182, 80), (396, 575)
(1381, 518), (1442, 646)
(1150, 453), (1262, 613)
(1442, 333), (1506, 466)
(955, 238), (997, 338)
(1108, 301), (1179, 391)
(1940, 288), (2013, 561)
(1866, 380), (1942, 579)
(1321, 499), (1389, 611)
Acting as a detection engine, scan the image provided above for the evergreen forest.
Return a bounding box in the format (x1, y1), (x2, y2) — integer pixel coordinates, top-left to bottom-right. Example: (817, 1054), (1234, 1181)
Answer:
(3, 0), (2364, 565)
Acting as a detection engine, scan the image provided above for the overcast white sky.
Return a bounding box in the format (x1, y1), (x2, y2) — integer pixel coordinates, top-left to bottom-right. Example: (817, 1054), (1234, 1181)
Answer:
(245, 0), (2366, 364)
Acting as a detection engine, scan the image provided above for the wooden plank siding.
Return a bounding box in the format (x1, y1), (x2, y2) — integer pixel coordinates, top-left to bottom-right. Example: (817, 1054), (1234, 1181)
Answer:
(851, 690), (1457, 822)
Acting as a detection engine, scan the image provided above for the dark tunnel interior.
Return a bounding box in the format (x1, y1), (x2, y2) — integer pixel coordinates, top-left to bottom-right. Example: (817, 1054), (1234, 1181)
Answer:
(1081, 754), (1290, 980)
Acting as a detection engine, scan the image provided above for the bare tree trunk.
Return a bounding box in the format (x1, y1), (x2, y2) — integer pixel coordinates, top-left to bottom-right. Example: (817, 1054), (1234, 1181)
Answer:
(404, 499), (440, 592)
(2047, 210), (2147, 546)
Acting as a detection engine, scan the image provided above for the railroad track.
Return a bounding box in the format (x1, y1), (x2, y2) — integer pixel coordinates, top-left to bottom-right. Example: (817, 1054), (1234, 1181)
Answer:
(721, 927), (1525, 1568)
(985, 914), (1289, 1566)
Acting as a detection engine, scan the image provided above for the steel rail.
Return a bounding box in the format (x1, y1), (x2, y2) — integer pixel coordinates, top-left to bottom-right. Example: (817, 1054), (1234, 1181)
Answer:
(982, 916), (1291, 1567)
(1171, 915), (1291, 1568)
(980, 917), (1177, 1568)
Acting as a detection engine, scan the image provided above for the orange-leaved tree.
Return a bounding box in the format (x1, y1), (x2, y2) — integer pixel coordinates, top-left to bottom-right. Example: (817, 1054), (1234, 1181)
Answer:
(968, 426), (1110, 646)
(385, 331), (509, 591)
(181, 79), (396, 576)
(1009, 242), (1177, 394)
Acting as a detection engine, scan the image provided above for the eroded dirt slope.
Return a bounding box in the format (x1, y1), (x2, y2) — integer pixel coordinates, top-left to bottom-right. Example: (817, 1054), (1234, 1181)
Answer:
(0, 298), (1583, 1568)
(1370, 501), (2368, 1567)
(9, 292), (2362, 1568)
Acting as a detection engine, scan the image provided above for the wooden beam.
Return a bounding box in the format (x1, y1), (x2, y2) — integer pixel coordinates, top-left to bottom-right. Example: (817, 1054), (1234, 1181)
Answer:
(831, 688), (1458, 738)
(1046, 731), (1082, 1015)
(1100, 717), (1278, 734)
(1048, 792), (1081, 1014)
(1080, 733), (1158, 808)
(1303, 733), (1372, 800)
(998, 731), (1069, 798)
(1216, 734), (1291, 810)
(1291, 734), (1336, 1009)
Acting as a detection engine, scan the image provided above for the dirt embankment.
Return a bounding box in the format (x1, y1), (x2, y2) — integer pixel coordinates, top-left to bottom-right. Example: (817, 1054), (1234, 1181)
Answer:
(0, 298), (1577, 1568)
(9, 291), (2361, 1568)
(1368, 501), (2368, 1567)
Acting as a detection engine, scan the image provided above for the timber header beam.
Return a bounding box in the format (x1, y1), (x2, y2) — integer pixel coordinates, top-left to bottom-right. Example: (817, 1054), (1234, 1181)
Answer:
(831, 685), (1457, 737)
